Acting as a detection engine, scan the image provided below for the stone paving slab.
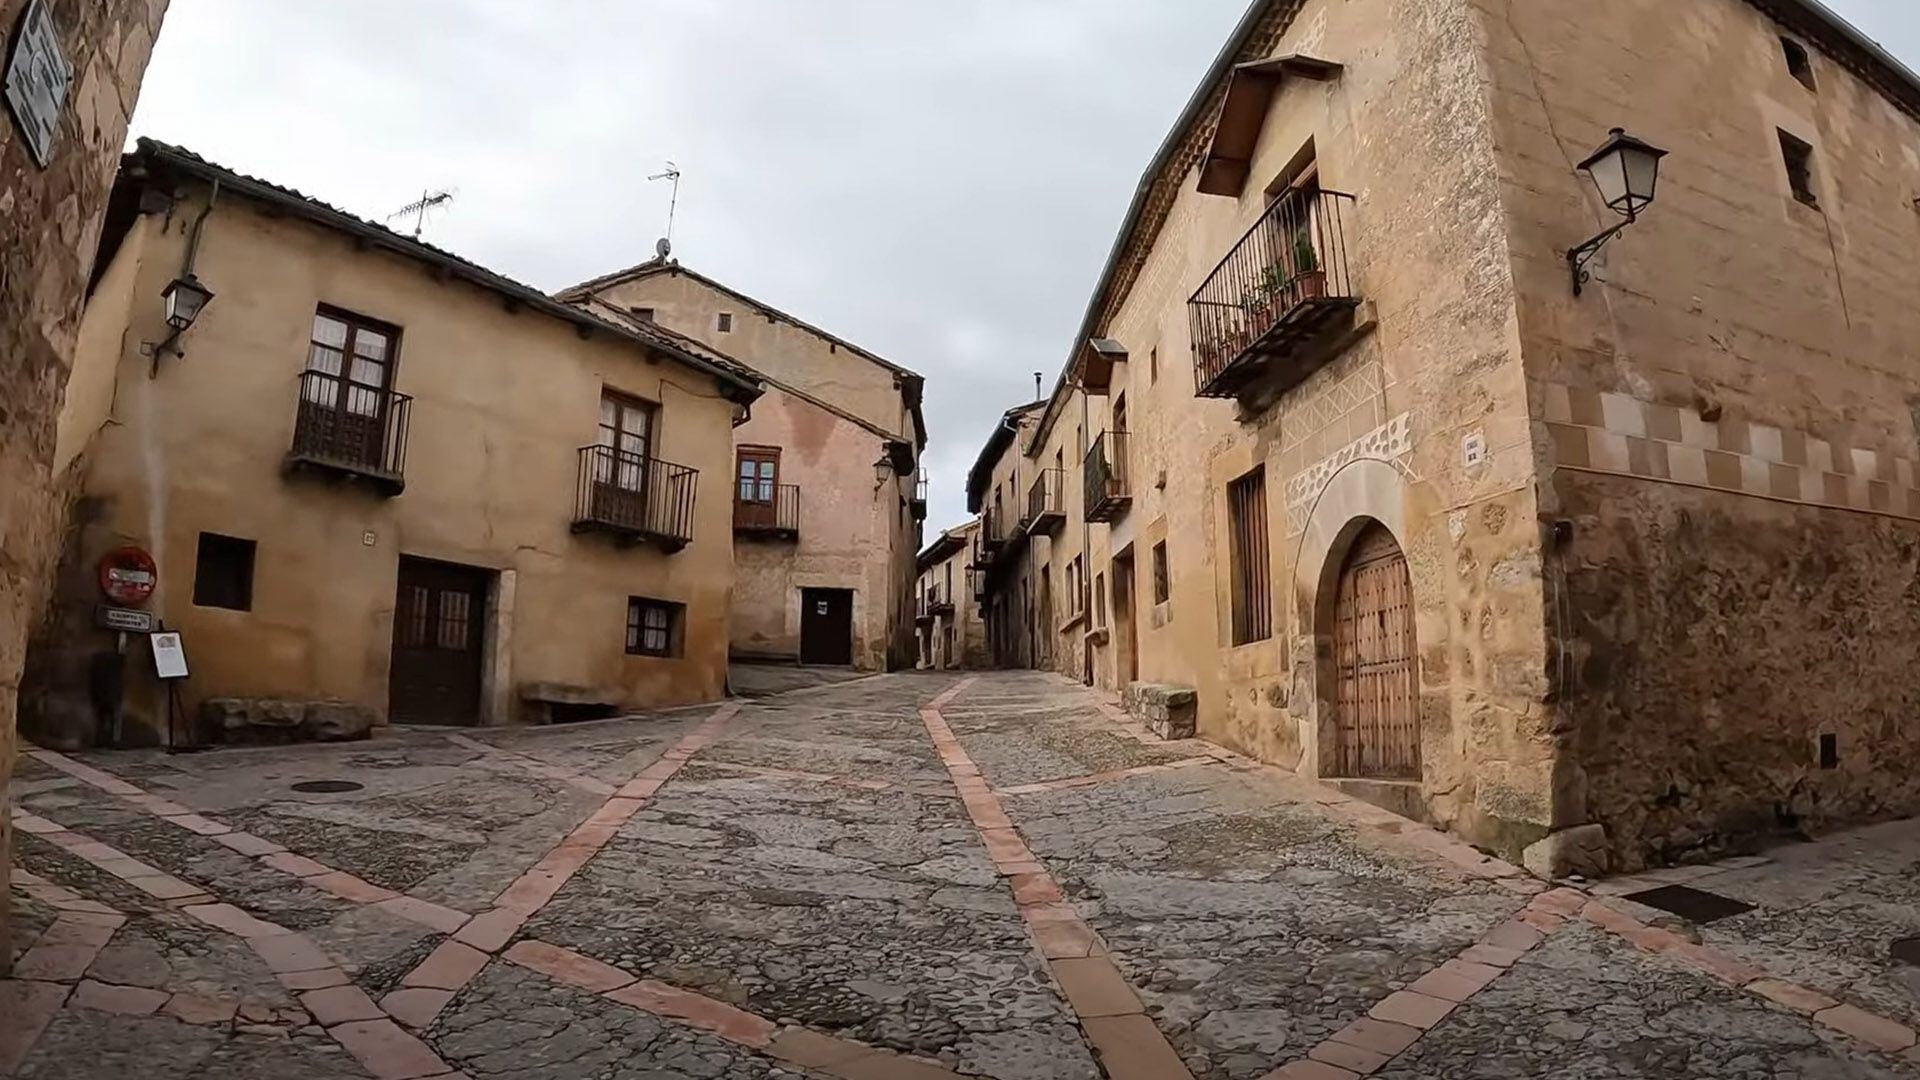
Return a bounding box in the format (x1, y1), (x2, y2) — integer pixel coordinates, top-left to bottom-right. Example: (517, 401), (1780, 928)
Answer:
(1374, 921), (1916, 1079)
(10, 670), (1920, 1080)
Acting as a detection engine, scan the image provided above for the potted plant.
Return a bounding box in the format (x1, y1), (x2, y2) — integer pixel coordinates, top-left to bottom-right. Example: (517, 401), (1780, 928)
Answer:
(1292, 230), (1326, 302)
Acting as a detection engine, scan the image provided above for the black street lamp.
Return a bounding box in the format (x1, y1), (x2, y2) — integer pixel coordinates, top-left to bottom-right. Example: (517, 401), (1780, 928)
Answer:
(162, 273), (214, 331)
(1568, 128), (1669, 295)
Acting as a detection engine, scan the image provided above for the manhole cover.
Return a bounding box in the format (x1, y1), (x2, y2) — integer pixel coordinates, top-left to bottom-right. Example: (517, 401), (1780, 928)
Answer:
(1623, 884), (1755, 924)
(291, 780), (364, 794)
(1892, 937), (1920, 966)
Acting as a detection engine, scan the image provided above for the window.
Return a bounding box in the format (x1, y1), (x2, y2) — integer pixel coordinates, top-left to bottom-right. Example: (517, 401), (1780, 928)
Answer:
(1149, 346), (1159, 385)
(737, 447), (779, 503)
(595, 390), (656, 490)
(716, 312), (734, 333)
(1778, 129), (1819, 207)
(1095, 573), (1107, 627)
(1152, 541), (1170, 604)
(303, 308), (397, 420)
(193, 533), (256, 611)
(626, 597), (684, 657)
(1227, 467), (1272, 645)
(1113, 394), (1128, 435)
(629, 306), (656, 323)
(1782, 37), (1816, 92)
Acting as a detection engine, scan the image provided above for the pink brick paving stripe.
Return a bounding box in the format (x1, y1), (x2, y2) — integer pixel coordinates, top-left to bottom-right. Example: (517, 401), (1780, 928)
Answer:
(500, 937), (972, 1080)
(25, 748), (459, 929)
(9, 816), (460, 1078)
(1259, 889), (1573, 1079)
(384, 702), (743, 1032)
(919, 682), (1197, 1080)
(993, 755), (1223, 797)
(15, 811), (217, 907)
(444, 732), (618, 797)
(1578, 894), (1920, 1056)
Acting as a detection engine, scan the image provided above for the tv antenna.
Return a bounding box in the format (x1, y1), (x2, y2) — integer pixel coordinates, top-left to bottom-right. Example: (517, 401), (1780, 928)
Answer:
(389, 188), (456, 239)
(648, 161), (682, 254)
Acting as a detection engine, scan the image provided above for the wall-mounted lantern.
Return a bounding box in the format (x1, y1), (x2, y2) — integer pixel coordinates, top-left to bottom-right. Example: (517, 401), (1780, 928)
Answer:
(1568, 128), (1669, 296)
(162, 273), (214, 332)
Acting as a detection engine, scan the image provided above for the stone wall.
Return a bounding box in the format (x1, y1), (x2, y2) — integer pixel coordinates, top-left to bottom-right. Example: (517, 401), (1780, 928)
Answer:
(1476, 0), (1920, 868)
(0, 0), (168, 973)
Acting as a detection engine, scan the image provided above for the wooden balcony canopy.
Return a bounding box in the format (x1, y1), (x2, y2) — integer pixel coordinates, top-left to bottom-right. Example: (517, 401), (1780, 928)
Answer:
(1075, 338), (1128, 394)
(1197, 54), (1343, 197)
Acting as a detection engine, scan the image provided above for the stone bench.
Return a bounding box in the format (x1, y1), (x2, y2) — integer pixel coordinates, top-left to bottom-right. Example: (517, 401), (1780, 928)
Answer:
(1123, 682), (1197, 740)
(519, 682), (625, 725)
(200, 698), (375, 745)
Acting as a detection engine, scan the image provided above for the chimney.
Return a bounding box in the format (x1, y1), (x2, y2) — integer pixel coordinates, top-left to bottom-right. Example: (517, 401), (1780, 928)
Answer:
(1034, 372), (1043, 400)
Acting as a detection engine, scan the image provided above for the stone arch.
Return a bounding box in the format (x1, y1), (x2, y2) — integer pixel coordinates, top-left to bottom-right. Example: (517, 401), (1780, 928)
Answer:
(1291, 457), (1422, 782)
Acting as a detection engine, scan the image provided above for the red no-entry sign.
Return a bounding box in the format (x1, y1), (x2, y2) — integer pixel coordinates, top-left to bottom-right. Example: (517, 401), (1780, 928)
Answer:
(98, 546), (158, 606)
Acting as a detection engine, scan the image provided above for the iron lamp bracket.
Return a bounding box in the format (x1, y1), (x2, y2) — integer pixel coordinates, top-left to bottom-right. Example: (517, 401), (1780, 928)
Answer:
(1568, 215), (1635, 296)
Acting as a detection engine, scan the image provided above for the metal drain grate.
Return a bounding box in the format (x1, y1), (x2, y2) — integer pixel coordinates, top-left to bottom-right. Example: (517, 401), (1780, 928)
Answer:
(1623, 884), (1755, 924)
(1891, 937), (1920, 967)
(291, 780), (365, 794)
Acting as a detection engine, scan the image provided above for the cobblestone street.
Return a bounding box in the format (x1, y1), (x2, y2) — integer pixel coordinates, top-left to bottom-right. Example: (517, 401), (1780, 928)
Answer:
(7, 671), (1920, 1079)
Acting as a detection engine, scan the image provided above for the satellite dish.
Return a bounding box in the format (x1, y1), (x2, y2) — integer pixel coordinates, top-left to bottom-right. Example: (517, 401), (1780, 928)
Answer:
(655, 236), (672, 260)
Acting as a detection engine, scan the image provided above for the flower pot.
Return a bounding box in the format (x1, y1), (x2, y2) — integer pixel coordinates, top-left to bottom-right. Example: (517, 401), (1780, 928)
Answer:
(1294, 270), (1328, 302)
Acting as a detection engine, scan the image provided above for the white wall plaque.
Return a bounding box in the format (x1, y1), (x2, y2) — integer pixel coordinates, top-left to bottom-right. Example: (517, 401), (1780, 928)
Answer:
(4, 0), (73, 168)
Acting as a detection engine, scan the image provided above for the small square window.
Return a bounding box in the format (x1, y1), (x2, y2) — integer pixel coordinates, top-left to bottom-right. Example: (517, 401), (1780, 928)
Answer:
(626, 597), (684, 657)
(716, 312), (734, 333)
(1778, 129), (1819, 207)
(1781, 37), (1816, 92)
(193, 533), (256, 611)
(1152, 541), (1170, 605)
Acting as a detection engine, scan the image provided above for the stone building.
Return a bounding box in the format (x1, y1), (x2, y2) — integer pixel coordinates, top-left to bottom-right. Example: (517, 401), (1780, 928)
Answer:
(25, 140), (763, 749)
(914, 519), (988, 670)
(965, 401), (1047, 670)
(1, 0), (169, 973)
(971, 0), (1920, 874)
(558, 262), (926, 673)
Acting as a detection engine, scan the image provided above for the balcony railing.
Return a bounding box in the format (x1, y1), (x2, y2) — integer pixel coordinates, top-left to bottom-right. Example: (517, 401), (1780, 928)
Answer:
(1024, 468), (1065, 535)
(734, 483), (800, 538)
(285, 370), (411, 496)
(969, 566), (987, 601)
(571, 446), (698, 552)
(1084, 431), (1132, 523)
(1189, 189), (1358, 400)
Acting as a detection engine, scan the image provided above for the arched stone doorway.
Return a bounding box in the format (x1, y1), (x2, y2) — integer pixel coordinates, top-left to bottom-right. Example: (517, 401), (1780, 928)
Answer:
(1328, 521), (1420, 778)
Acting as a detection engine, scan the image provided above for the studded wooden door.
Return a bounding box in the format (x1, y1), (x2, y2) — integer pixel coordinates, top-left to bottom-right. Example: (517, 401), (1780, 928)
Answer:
(1333, 524), (1420, 779)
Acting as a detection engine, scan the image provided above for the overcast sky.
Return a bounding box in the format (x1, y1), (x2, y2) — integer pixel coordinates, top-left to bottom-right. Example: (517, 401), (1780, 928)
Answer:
(129, 0), (1920, 534)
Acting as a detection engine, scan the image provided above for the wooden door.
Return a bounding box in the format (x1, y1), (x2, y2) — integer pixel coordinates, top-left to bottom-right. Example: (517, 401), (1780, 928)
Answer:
(736, 447), (779, 529)
(1113, 553), (1138, 685)
(800, 588), (854, 666)
(302, 309), (396, 469)
(389, 557), (490, 725)
(1333, 524), (1420, 778)
(592, 391), (656, 527)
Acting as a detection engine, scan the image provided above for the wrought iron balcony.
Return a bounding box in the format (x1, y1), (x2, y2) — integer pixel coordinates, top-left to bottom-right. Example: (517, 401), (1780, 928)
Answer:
(969, 566), (987, 601)
(1189, 189), (1358, 400)
(285, 370), (411, 496)
(571, 446), (698, 552)
(1084, 431), (1132, 524)
(1024, 468), (1065, 535)
(734, 483), (800, 539)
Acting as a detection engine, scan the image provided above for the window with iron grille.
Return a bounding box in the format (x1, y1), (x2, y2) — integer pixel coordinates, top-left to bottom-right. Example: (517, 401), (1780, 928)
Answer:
(193, 533), (256, 611)
(716, 312), (734, 333)
(1152, 541), (1170, 604)
(1778, 129), (1819, 207)
(1227, 467), (1272, 645)
(626, 597), (684, 657)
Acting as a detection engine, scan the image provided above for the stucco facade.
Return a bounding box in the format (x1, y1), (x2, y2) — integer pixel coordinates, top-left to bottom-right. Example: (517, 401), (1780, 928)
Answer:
(973, 0), (1920, 873)
(25, 142), (759, 750)
(915, 520), (989, 670)
(562, 264), (925, 672)
(1, 0), (168, 974)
